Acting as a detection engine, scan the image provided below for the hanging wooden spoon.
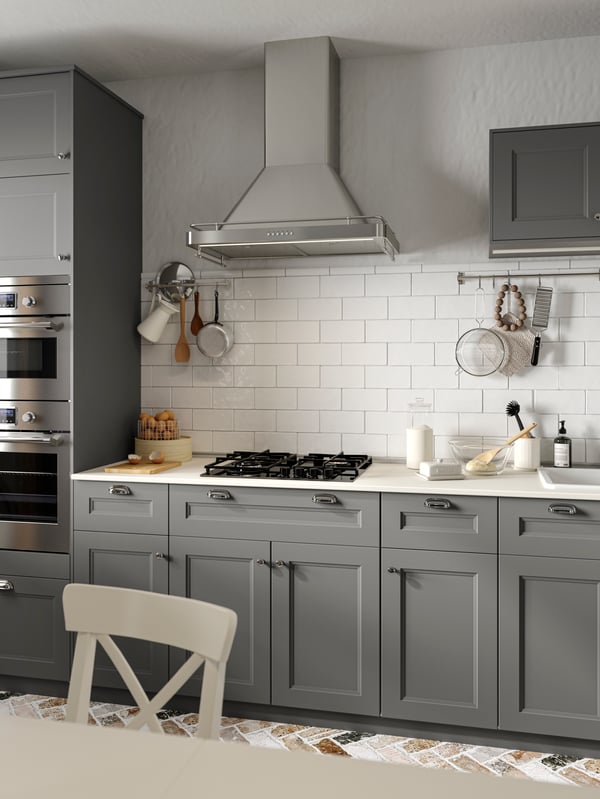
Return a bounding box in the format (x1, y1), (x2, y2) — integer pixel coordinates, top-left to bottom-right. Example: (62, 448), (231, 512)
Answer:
(174, 297), (190, 363)
(190, 290), (203, 335)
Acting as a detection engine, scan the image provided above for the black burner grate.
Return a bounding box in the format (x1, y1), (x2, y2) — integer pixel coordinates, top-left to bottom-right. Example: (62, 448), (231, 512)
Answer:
(203, 450), (372, 482)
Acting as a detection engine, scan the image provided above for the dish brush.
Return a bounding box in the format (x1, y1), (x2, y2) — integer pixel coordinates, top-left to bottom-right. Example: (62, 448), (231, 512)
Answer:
(506, 400), (532, 437)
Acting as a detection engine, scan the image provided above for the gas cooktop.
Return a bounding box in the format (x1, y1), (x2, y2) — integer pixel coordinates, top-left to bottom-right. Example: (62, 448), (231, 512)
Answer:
(203, 451), (372, 482)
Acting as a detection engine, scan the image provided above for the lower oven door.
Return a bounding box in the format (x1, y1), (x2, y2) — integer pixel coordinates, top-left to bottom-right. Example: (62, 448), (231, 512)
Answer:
(0, 432), (71, 553)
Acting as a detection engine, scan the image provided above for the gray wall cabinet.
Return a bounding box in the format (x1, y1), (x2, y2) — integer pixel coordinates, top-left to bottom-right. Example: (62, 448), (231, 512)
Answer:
(169, 485), (380, 715)
(0, 551), (70, 681)
(382, 549), (497, 728)
(490, 122), (600, 257)
(499, 498), (600, 740)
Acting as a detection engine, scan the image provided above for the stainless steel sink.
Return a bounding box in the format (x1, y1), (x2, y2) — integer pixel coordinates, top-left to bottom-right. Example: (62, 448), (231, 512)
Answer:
(538, 467), (600, 491)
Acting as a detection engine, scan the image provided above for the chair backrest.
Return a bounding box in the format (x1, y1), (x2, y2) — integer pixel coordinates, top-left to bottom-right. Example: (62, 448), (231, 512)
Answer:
(62, 583), (237, 740)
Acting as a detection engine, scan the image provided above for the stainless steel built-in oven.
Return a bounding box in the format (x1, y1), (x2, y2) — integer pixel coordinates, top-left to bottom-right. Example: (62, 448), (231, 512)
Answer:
(0, 276), (70, 401)
(0, 401), (71, 553)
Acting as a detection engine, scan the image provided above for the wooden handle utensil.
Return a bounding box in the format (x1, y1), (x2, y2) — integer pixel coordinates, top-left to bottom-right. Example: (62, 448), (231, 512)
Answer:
(466, 422), (538, 470)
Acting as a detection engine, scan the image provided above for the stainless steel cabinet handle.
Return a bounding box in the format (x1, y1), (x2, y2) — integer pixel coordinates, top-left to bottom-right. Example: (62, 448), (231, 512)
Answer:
(273, 560), (287, 568)
(207, 489), (232, 500)
(57, 152), (71, 160)
(548, 503), (577, 515)
(256, 559), (269, 566)
(155, 552), (167, 559)
(387, 567), (399, 574)
(57, 254), (71, 261)
(0, 579), (15, 591)
(594, 213), (600, 221)
(424, 497), (451, 509)
(109, 484), (132, 496)
(312, 493), (338, 505)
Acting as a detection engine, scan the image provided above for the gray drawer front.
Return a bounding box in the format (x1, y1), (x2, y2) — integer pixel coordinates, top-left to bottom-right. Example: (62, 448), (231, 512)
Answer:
(500, 497), (600, 558)
(0, 550), (69, 579)
(74, 481), (168, 535)
(170, 486), (379, 546)
(382, 493), (497, 553)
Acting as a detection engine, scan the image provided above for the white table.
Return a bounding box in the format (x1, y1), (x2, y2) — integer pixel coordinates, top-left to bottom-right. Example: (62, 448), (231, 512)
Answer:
(0, 715), (595, 799)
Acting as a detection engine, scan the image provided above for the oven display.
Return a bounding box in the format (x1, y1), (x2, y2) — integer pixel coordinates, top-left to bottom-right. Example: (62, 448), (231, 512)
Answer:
(0, 293), (17, 309)
(0, 408), (16, 425)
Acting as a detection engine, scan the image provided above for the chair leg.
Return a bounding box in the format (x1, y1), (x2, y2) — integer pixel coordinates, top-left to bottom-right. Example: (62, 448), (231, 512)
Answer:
(65, 633), (97, 725)
(195, 660), (226, 740)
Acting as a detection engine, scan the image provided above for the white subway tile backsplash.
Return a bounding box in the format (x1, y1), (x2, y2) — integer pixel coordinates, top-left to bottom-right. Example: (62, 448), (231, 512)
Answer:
(367, 320), (411, 343)
(277, 410), (319, 433)
(298, 343), (341, 365)
(322, 320), (365, 342)
(254, 344), (297, 365)
(255, 299), (298, 321)
(298, 388), (341, 410)
(141, 262), (600, 461)
(342, 342), (387, 365)
(342, 388), (387, 411)
(321, 365), (364, 388)
(343, 297), (388, 320)
(277, 365), (320, 387)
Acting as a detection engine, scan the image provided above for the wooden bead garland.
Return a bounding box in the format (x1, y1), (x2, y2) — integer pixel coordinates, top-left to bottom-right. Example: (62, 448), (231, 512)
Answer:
(494, 283), (527, 331)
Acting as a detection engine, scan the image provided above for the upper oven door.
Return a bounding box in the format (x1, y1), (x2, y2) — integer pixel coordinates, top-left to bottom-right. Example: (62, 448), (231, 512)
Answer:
(0, 319), (70, 400)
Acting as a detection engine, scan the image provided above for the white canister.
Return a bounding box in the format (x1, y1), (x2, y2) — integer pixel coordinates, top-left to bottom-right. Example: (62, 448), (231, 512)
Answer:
(406, 425), (434, 469)
(513, 437), (541, 471)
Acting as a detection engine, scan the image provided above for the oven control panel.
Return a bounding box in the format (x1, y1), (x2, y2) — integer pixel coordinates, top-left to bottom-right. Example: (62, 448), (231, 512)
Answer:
(0, 402), (70, 431)
(0, 293), (17, 310)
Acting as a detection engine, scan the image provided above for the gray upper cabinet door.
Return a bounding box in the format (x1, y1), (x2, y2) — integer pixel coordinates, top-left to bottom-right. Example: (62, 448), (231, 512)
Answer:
(0, 72), (72, 177)
(0, 174), (73, 274)
(381, 549), (497, 729)
(382, 493), (496, 553)
(271, 542), (379, 716)
(499, 554), (600, 739)
(499, 497), (600, 559)
(73, 529), (169, 692)
(490, 123), (600, 256)
(169, 536), (271, 705)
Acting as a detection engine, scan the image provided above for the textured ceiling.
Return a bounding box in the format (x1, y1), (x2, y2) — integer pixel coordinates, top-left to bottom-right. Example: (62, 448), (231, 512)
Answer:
(1, 0), (600, 81)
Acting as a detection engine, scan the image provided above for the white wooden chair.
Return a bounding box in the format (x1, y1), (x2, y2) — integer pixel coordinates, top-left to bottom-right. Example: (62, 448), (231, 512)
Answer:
(62, 583), (237, 740)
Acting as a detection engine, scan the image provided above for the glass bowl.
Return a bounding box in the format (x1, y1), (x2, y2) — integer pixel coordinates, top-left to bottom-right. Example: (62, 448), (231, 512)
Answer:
(448, 437), (513, 476)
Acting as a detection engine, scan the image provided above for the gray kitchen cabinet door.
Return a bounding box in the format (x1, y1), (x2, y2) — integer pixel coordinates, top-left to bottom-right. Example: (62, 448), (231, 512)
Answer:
(0, 174), (73, 275)
(490, 124), (600, 255)
(73, 530), (169, 692)
(74, 481), (169, 535)
(0, 72), (72, 177)
(271, 542), (379, 715)
(382, 493), (496, 554)
(381, 549), (497, 728)
(0, 574), (69, 681)
(500, 555), (600, 740)
(169, 536), (271, 704)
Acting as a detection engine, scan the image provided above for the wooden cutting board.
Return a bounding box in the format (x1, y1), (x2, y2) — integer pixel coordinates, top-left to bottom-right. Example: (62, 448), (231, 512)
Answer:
(104, 461), (182, 475)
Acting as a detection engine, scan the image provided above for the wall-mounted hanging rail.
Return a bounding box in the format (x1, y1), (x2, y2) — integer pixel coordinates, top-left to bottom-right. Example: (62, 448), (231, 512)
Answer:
(457, 269), (600, 285)
(144, 278), (232, 293)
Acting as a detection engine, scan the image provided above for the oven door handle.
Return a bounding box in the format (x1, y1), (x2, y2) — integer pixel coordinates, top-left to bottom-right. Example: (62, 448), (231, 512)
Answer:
(0, 433), (64, 446)
(0, 320), (64, 331)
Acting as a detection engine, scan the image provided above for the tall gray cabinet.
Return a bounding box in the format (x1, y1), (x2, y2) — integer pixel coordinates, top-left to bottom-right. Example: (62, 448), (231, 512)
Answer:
(0, 67), (142, 687)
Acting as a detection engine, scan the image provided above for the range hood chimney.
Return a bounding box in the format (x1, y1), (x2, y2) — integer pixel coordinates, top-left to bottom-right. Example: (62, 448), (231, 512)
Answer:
(187, 37), (399, 263)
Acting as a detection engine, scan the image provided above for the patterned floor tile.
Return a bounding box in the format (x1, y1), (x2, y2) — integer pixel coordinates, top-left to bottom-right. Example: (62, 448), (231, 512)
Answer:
(2, 691), (600, 787)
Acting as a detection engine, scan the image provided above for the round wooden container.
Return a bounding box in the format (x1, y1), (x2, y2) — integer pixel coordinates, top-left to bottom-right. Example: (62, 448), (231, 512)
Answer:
(134, 435), (192, 462)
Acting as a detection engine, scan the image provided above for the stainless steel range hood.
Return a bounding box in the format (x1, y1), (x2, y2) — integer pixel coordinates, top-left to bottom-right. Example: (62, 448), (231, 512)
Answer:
(186, 37), (399, 264)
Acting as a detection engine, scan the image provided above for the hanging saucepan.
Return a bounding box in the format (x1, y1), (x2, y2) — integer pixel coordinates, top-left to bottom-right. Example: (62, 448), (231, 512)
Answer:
(455, 286), (507, 376)
(196, 289), (234, 358)
(155, 261), (194, 303)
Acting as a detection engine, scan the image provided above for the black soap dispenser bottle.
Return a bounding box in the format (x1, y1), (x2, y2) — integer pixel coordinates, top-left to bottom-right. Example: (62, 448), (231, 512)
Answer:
(553, 420), (572, 468)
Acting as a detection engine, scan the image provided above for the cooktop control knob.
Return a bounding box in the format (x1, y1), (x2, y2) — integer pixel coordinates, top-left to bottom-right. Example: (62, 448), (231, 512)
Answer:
(22, 296), (37, 308)
(22, 411), (37, 423)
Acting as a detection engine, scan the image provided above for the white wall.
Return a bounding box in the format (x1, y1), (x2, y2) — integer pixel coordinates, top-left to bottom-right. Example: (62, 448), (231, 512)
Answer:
(108, 35), (600, 462)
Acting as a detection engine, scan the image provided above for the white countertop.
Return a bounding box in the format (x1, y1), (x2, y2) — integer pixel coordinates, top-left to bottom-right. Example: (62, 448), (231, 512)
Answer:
(72, 457), (600, 501)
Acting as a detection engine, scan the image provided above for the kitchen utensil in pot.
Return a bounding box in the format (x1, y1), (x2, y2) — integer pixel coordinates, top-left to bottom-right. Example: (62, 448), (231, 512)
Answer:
(175, 297), (190, 363)
(196, 289), (233, 359)
(465, 422), (537, 471)
(530, 285), (553, 365)
(455, 286), (507, 376)
(190, 291), (203, 335)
